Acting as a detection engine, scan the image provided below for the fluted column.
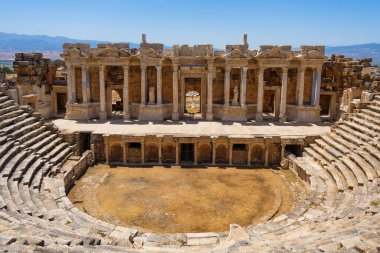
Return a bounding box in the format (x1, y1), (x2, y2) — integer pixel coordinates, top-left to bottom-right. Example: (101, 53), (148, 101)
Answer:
(206, 64), (214, 121)
(81, 65), (90, 103)
(156, 65), (162, 105)
(311, 67), (322, 107)
(256, 67), (264, 121)
(140, 64), (147, 105)
(240, 67), (248, 107)
(99, 65), (107, 120)
(172, 63), (179, 120)
(297, 66), (305, 106)
(70, 65), (77, 103)
(224, 67), (231, 106)
(123, 65), (129, 120)
(175, 142), (180, 165)
(279, 68), (288, 122)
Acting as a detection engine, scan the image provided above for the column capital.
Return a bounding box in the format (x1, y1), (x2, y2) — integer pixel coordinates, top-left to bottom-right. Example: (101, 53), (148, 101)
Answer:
(225, 66), (231, 72)
(123, 65), (129, 71)
(155, 65), (162, 70)
(282, 67), (289, 73)
(81, 65), (89, 71)
(172, 63), (179, 71)
(242, 66), (248, 72)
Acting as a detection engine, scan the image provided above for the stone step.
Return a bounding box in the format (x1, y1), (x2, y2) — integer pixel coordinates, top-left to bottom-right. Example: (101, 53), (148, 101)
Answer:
(0, 100), (14, 109)
(329, 133), (358, 151)
(340, 157), (367, 186)
(0, 117), (36, 135)
(0, 146), (20, 172)
(0, 140), (15, 158)
(0, 95), (9, 103)
(22, 130), (51, 149)
(353, 114), (380, 133)
(50, 147), (72, 165)
(349, 154), (376, 182)
(0, 105), (20, 117)
(18, 126), (48, 145)
(360, 108), (380, 121)
(364, 145), (380, 162)
(334, 161), (357, 190)
(359, 152), (380, 177)
(321, 135), (350, 155)
(323, 164), (347, 192)
(35, 137), (62, 157)
(28, 133), (58, 153)
(0, 112), (30, 130)
(335, 126), (365, 147)
(11, 121), (42, 140)
(345, 120), (378, 138)
(310, 143), (336, 163)
(22, 159), (44, 186)
(367, 104), (380, 114)
(1, 150), (30, 178)
(315, 139), (343, 159)
(44, 142), (69, 161)
(12, 154), (37, 181)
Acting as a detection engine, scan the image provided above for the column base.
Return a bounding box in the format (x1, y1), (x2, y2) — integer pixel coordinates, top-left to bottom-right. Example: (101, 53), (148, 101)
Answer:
(255, 112), (263, 122)
(99, 111), (107, 120)
(279, 114), (287, 122)
(122, 111), (130, 120)
(172, 112), (179, 121)
(206, 112), (213, 121)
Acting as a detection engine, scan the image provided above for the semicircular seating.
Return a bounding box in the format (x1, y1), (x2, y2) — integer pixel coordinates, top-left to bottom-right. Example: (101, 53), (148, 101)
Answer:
(0, 90), (379, 252)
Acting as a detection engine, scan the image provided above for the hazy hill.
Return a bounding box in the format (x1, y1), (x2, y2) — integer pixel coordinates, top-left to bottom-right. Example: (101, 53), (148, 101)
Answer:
(0, 32), (379, 64)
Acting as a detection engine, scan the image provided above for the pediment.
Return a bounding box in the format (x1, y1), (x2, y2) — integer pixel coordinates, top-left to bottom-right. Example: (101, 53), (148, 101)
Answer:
(256, 46), (293, 59)
(62, 48), (81, 58)
(119, 49), (131, 57)
(225, 49), (245, 58)
(143, 48), (161, 58)
(92, 48), (119, 57)
(304, 49), (326, 59)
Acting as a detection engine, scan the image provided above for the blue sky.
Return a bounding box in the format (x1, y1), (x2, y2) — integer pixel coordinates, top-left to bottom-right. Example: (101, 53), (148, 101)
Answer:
(1, 0), (379, 48)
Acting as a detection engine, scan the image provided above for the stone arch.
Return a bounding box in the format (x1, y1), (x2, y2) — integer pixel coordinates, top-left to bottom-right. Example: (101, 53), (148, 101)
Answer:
(109, 143), (123, 163)
(251, 144), (264, 166)
(198, 143), (212, 164)
(215, 144), (228, 164)
(145, 143), (158, 163)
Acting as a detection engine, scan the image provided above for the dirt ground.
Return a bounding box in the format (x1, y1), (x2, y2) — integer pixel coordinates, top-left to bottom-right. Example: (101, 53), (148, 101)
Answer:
(68, 165), (304, 233)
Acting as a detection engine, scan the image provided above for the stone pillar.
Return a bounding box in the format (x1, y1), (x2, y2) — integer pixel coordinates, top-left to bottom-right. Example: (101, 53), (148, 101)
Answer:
(140, 64), (147, 105)
(229, 143), (233, 166)
(141, 142), (145, 164)
(311, 67), (322, 107)
(240, 67), (248, 107)
(224, 67), (231, 106)
(123, 65), (130, 120)
(212, 140), (216, 165)
(71, 65), (77, 103)
(81, 65), (90, 103)
(105, 136), (109, 164)
(158, 138), (162, 164)
(194, 141), (198, 165)
(279, 68), (288, 122)
(156, 65), (162, 105)
(66, 65), (72, 103)
(247, 143), (252, 166)
(256, 67), (264, 121)
(265, 145), (269, 166)
(297, 66), (305, 106)
(122, 138), (126, 164)
(281, 144), (286, 161)
(99, 66), (107, 120)
(206, 65), (213, 121)
(175, 142), (180, 165)
(172, 64), (179, 120)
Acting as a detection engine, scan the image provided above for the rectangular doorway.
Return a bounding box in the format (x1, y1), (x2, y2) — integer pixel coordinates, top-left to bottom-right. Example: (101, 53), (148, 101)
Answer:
(56, 93), (67, 113)
(181, 143), (194, 163)
(80, 132), (91, 154)
(320, 95), (331, 116)
(184, 78), (202, 118)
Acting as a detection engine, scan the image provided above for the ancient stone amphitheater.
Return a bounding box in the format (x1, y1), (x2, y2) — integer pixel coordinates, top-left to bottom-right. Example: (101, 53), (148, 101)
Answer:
(0, 88), (379, 252)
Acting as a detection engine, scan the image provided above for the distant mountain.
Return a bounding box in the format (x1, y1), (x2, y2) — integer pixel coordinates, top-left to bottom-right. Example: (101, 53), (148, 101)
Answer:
(0, 32), (379, 65)
(326, 43), (380, 65)
(0, 32), (140, 59)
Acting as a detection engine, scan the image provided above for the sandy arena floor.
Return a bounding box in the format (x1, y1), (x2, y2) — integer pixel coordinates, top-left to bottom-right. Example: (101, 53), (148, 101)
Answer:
(68, 165), (305, 233)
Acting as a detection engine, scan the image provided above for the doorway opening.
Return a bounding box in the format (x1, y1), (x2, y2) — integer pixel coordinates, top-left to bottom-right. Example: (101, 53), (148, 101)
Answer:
(184, 78), (202, 119)
(56, 93), (67, 114)
(181, 143), (194, 163)
(111, 89), (123, 118)
(285, 144), (303, 157)
(320, 95), (330, 116)
(79, 132), (91, 154)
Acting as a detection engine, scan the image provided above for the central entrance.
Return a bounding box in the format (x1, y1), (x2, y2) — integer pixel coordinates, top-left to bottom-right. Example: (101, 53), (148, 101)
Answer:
(181, 143), (194, 163)
(180, 72), (206, 120)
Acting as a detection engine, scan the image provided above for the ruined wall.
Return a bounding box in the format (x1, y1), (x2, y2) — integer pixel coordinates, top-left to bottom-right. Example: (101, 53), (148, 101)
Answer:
(162, 66), (173, 103)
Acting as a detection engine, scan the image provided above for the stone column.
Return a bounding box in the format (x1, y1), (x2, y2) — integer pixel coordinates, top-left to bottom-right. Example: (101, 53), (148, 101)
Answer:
(140, 64), (147, 105)
(240, 67), (248, 107)
(172, 64), (179, 120)
(158, 138), (162, 164)
(81, 65), (90, 103)
(281, 144), (286, 160)
(247, 143), (252, 166)
(122, 138), (126, 164)
(279, 68), (288, 122)
(175, 142), (180, 165)
(229, 143), (233, 166)
(99, 66), (107, 120)
(256, 67), (264, 121)
(123, 65), (130, 120)
(141, 142), (145, 164)
(156, 65), (162, 105)
(194, 141), (198, 165)
(206, 65), (213, 121)
(311, 67), (322, 107)
(224, 67), (231, 106)
(70, 65), (77, 103)
(105, 136), (109, 164)
(212, 140), (216, 165)
(265, 144), (269, 166)
(297, 66), (305, 106)
(66, 65), (72, 103)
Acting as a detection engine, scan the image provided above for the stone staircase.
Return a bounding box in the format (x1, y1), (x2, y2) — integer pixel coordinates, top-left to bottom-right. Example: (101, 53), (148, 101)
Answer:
(0, 90), (379, 252)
